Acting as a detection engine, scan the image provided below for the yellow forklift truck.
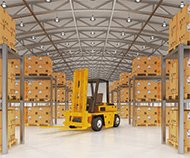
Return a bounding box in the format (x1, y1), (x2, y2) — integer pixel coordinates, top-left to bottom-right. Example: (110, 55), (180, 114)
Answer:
(64, 68), (120, 131)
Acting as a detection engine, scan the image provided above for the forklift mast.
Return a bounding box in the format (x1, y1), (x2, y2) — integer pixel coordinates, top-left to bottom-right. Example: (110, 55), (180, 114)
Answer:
(71, 68), (88, 113)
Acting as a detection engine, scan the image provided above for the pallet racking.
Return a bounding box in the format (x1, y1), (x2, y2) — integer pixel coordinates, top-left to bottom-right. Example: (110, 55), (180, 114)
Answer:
(161, 44), (190, 154)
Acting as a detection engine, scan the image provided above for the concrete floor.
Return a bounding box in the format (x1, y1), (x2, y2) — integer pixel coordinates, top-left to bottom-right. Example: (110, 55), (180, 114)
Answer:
(1, 119), (190, 158)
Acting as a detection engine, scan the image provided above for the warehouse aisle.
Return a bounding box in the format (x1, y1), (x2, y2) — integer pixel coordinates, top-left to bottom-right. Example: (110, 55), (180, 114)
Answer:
(1, 120), (189, 158)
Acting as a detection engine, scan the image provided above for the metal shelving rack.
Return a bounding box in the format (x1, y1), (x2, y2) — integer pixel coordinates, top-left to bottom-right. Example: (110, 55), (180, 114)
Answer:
(117, 84), (129, 109)
(128, 75), (166, 126)
(161, 44), (189, 154)
(15, 75), (58, 125)
(53, 84), (70, 111)
(110, 88), (118, 105)
(0, 44), (23, 154)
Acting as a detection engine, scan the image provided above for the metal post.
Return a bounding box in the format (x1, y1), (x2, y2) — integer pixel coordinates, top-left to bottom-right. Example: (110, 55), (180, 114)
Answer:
(129, 79), (131, 124)
(65, 87), (69, 110)
(161, 55), (166, 144)
(106, 81), (109, 103)
(20, 56), (25, 144)
(117, 87), (121, 110)
(50, 77), (53, 126)
(2, 44), (8, 154)
(111, 91), (114, 104)
(132, 77), (136, 127)
(54, 79), (57, 124)
(178, 44), (184, 154)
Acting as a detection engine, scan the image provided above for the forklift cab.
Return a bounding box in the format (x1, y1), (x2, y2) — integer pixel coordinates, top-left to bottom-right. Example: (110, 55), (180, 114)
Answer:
(87, 79), (114, 112)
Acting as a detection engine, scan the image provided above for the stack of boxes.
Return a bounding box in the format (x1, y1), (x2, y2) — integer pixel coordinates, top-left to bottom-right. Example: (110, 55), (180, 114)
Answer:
(66, 80), (73, 102)
(119, 72), (131, 85)
(169, 5), (190, 52)
(169, 58), (190, 100)
(120, 88), (129, 103)
(168, 109), (190, 151)
(55, 88), (65, 102)
(27, 106), (51, 126)
(0, 60), (16, 100)
(0, 109), (16, 149)
(53, 105), (66, 119)
(53, 72), (66, 85)
(0, 6), (16, 50)
(25, 56), (52, 76)
(119, 72), (130, 103)
(132, 56), (161, 76)
(134, 106), (160, 126)
(135, 80), (160, 101)
(26, 80), (51, 101)
(13, 107), (28, 125)
(109, 80), (119, 103)
(119, 105), (133, 119)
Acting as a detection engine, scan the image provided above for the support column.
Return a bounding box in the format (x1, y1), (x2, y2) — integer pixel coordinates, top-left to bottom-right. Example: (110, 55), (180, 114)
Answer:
(20, 56), (25, 144)
(178, 44), (184, 154)
(50, 77), (53, 126)
(65, 87), (69, 110)
(111, 91), (114, 104)
(161, 55), (166, 144)
(132, 77), (136, 127)
(54, 79), (57, 124)
(117, 87), (121, 110)
(128, 80), (131, 125)
(2, 44), (8, 154)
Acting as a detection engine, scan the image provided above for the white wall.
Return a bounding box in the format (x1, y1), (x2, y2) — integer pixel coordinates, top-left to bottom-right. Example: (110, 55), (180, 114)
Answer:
(87, 83), (107, 102)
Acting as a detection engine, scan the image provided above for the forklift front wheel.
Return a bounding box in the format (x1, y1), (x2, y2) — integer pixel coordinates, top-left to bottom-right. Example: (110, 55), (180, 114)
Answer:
(91, 116), (103, 131)
(113, 114), (120, 127)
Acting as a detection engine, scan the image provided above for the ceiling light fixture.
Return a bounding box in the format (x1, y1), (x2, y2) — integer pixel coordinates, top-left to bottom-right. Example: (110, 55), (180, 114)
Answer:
(180, 1), (185, 8)
(91, 42), (95, 45)
(1, 1), (7, 8)
(135, 0), (141, 3)
(162, 21), (167, 27)
(121, 32), (125, 36)
(90, 31), (95, 35)
(31, 36), (36, 40)
(20, 21), (25, 27)
(65, 43), (69, 46)
(40, 45), (44, 49)
(55, 17), (60, 23)
(61, 32), (65, 36)
(150, 35), (154, 40)
(47, 52), (50, 55)
(117, 42), (120, 46)
(45, 0), (52, 3)
(127, 17), (132, 23)
(90, 15), (96, 21)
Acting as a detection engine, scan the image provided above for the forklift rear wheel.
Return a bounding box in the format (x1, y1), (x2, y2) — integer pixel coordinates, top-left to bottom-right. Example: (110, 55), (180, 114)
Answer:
(91, 117), (103, 131)
(113, 114), (120, 127)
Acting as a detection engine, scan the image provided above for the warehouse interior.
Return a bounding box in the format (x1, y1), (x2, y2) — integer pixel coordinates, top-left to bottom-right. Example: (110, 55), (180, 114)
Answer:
(0, 0), (189, 157)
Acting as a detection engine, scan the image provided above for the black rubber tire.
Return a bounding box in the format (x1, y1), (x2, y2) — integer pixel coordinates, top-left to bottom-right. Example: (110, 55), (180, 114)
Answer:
(113, 114), (120, 127)
(91, 116), (103, 131)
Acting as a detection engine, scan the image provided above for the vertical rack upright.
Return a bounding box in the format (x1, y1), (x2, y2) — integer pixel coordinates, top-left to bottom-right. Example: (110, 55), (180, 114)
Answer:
(0, 44), (23, 154)
(161, 44), (188, 154)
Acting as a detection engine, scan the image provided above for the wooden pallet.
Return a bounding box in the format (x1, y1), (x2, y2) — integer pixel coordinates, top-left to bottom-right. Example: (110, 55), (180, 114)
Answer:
(168, 139), (190, 152)
(135, 123), (158, 127)
(9, 96), (19, 101)
(28, 73), (51, 76)
(26, 123), (50, 127)
(136, 73), (158, 76)
(26, 98), (50, 102)
(0, 139), (17, 151)
(8, 139), (17, 148)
